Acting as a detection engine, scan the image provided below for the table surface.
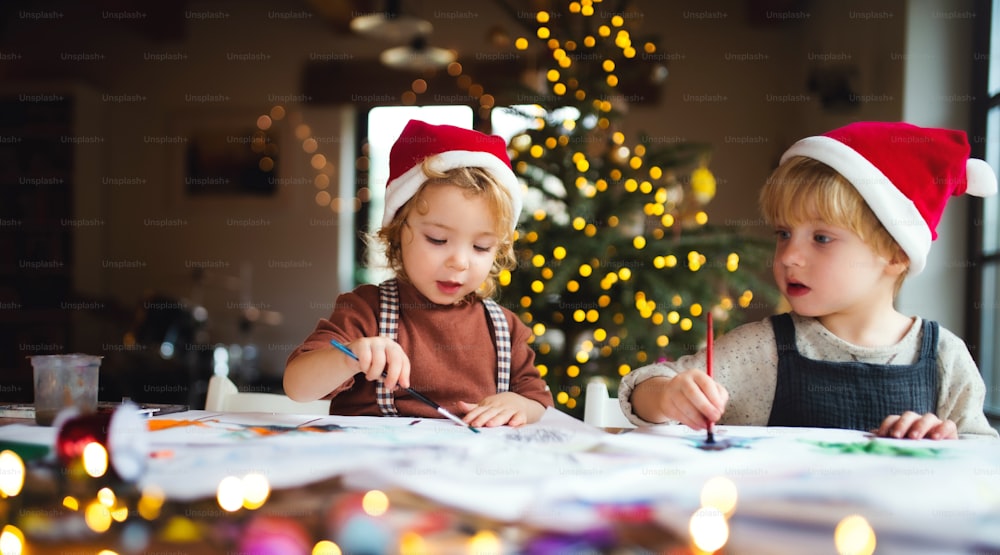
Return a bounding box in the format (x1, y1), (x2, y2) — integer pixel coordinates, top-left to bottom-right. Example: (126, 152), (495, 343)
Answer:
(3, 408), (1000, 555)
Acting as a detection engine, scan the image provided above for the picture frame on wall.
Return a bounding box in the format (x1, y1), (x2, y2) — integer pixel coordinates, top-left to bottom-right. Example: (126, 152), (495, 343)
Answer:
(174, 109), (280, 197)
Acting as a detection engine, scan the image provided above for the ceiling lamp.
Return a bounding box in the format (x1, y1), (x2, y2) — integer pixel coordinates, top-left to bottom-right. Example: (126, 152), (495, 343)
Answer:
(380, 36), (457, 71)
(350, 0), (432, 43)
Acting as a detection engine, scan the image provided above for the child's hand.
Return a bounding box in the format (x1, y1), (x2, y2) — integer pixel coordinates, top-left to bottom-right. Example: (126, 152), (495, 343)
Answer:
(633, 370), (728, 429)
(348, 337), (411, 390)
(874, 411), (958, 440)
(457, 392), (544, 428)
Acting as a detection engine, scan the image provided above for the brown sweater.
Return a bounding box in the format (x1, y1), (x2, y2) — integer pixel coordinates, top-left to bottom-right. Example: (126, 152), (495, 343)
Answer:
(286, 280), (554, 417)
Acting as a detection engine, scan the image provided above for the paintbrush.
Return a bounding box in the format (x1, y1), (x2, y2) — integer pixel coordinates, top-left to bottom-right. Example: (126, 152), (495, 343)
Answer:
(329, 338), (480, 433)
(705, 312), (715, 444)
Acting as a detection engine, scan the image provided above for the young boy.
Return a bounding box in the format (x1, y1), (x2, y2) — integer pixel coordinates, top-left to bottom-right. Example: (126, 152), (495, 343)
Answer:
(284, 120), (552, 427)
(622, 121), (998, 439)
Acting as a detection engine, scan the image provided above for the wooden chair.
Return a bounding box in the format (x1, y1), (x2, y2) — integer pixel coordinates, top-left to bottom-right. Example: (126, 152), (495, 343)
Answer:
(582, 380), (636, 429)
(204, 374), (330, 415)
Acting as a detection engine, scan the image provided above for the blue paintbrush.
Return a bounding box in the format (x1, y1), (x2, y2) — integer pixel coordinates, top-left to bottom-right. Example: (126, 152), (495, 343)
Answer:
(329, 338), (479, 433)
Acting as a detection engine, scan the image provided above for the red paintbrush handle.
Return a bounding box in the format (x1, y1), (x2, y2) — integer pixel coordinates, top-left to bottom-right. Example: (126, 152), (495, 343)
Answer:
(706, 312), (713, 378)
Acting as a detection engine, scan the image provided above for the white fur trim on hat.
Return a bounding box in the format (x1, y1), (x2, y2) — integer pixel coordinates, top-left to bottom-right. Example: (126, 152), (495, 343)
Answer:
(382, 150), (521, 228)
(781, 136), (932, 275)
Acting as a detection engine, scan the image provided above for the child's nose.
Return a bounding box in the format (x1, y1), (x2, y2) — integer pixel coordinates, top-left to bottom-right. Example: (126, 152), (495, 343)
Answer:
(446, 249), (469, 270)
(778, 241), (804, 266)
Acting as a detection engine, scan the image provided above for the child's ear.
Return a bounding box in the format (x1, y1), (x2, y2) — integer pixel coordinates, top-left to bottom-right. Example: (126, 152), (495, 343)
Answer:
(886, 250), (910, 276)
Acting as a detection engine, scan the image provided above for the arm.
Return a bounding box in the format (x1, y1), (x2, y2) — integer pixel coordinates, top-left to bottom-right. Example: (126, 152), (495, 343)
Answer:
(283, 287), (410, 402)
(620, 317), (780, 427)
(283, 345), (363, 402)
(285, 335), (413, 402)
(875, 326), (998, 440)
(932, 329), (997, 439)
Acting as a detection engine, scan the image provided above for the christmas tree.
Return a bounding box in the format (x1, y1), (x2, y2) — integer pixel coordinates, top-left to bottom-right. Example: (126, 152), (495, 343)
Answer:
(495, 0), (778, 416)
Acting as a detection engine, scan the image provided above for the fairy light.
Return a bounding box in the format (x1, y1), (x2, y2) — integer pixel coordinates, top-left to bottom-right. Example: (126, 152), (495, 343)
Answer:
(362, 490), (389, 516)
(85, 500), (113, 533)
(0, 450), (24, 497)
(138, 485), (165, 521)
(82, 441), (109, 478)
(217, 476), (244, 512)
(242, 473), (271, 510)
(834, 515), (876, 555)
(689, 507), (729, 552)
(727, 253), (740, 272)
(0, 525), (25, 555)
(313, 540), (343, 555)
(97, 487), (116, 507)
(700, 476), (738, 517)
(111, 504), (129, 523)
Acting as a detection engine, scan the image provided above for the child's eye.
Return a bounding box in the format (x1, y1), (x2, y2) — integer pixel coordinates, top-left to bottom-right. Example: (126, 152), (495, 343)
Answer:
(774, 229), (790, 240)
(813, 234), (832, 244)
(425, 236), (446, 245)
(474, 244), (494, 253)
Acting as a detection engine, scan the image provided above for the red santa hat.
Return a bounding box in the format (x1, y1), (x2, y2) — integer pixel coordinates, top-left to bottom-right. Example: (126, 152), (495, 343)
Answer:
(780, 121), (997, 275)
(383, 120), (521, 229)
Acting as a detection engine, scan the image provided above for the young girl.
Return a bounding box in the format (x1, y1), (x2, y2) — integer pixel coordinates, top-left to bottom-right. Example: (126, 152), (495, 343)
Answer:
(284, 120), (552, 427)
(622, 121), (998, 439)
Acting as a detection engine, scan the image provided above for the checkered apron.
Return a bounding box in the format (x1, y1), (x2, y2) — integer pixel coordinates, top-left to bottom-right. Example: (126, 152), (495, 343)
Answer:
(375, 279), (511, 416)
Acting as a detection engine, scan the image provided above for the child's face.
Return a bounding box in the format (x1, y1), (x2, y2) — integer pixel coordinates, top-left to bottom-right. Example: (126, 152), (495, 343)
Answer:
(772, 218), (901, 318)
(399, 183), (500, 305)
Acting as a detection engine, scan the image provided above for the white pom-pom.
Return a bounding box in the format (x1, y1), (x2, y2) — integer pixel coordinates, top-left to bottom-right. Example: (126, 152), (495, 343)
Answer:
(966, 158), (998, 197)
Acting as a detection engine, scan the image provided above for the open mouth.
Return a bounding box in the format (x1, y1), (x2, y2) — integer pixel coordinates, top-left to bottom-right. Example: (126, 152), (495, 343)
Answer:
(786, 281), (810, 296)
(437, 281), (462, 294)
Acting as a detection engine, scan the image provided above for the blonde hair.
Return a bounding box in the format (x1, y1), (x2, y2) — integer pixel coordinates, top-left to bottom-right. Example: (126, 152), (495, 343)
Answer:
(759, 156), (909, 294)
(373, 159), (516, 299)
